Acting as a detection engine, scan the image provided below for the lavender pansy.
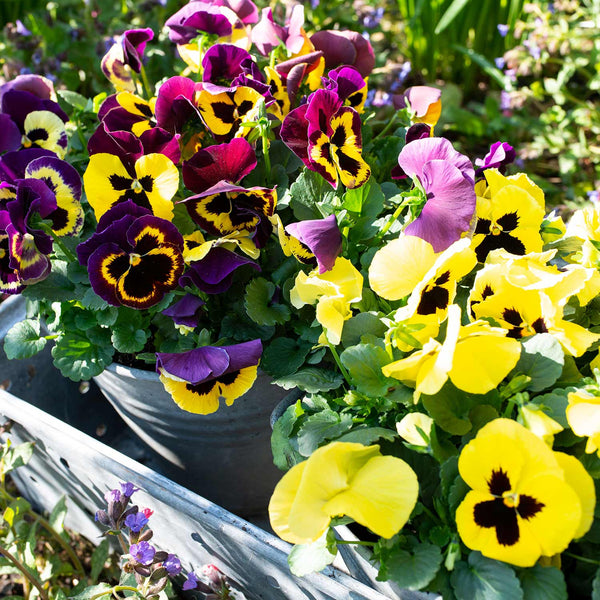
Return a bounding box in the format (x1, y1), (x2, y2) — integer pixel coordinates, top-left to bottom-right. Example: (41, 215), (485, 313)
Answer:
(397, 137), (476, 252)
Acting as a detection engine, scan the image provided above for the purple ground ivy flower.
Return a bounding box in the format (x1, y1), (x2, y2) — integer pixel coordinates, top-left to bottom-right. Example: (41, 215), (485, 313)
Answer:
(183, 572), (200, 591)
(475, 141), (516, 178)
(130, 541), (156, 566)
(105, 488), (122, 503)
(124, 511), (149, 532)
(397, 137), (476, 252)
(156, 339), (262, 414)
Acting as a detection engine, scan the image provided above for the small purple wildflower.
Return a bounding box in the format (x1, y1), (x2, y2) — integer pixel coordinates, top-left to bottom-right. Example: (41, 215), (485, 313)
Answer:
(362, 7), (384, 29)
(163, 554), (182, 576)
(587, 190), (599, 204)
(524, 39), (541, 60)
(504, 68), (517, 82)
(494, 57), (505, 69)
(120, 482), (140, 498)
(182, 572), (199, 590)
(104, 489), (121, 503)
(15, 20), (32, 36)
(124, 512), (149, 533)
(500, 91), (512, 111)
(497, 24), (509, 37)
(129, 541), (156, 566)
(390, 61), (412, 92)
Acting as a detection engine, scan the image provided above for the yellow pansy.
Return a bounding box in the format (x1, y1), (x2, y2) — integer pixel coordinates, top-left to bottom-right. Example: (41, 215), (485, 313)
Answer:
(382, 304), (521, 399)
(519, 404), (564, 445)
(456, 419), (585, 567)
(290, 257), (363, 345)
(396, 413), (434, 447)
(269, 442), (419, 545)
(566, 390), (600, 455)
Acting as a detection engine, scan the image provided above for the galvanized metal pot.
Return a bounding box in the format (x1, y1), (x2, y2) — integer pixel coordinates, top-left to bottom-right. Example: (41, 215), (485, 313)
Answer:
(94, 363), (296, 517)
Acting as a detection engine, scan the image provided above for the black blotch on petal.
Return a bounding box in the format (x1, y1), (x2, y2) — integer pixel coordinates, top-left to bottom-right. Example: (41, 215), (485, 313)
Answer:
(488, 469), (512, 495)
(497, 212), (519, 232)
(517, 495), (544, 520)
(417, 286), (449, 315)
(474, 499), (520, 546)
(336, 150), (361, 176)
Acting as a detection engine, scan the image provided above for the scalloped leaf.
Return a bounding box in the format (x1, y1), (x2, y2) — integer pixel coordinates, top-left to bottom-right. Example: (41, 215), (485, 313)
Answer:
(274, 367), (344, 393)
(245, 277), (291, 326)
(51, 331), (114, 381)
(297, 410), (353, 455)
(4, 319), (46, 359)
(520, 565), (567, 600)
(261, 338), (311, 378)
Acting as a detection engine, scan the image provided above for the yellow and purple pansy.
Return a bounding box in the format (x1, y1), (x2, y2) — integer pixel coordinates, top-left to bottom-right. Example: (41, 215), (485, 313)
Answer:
(77, 201), (184, 309)
(281, 88), (370, 189)
(156, 339), (262, 414)
(323, 66), (368, 114)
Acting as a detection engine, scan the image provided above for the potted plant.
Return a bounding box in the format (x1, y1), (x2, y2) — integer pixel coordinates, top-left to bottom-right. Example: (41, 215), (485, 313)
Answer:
(0, 0), (399, 517)
(265, 116), (600, 596)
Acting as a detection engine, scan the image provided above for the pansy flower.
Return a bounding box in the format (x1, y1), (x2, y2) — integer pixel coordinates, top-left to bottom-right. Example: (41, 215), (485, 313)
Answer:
(83, 152), (179, 222)
(101, 28), (154, 92)
(475, 141), (516, 179)
(566, 390), (600, 456)
(101, 92), (157, 138)
(196, 85), (263, 138)
(396, 137), (475, 252)
(281, 89), (370, 189)
(269, 441), (418, 544)
(0, 212), (25, 294)
(323, 66), (368, 114)
(251, 4), (309, 57)
(154, 76), (203, 135)
(290, 256), (363, 345)
(473, 169), (545, 263)
(393, 86), (442, 129)
(456, 419), (591, 567)
(310, 29), (375, 78)
(382, 304), (521, 398)
(277, 214), (342, 273)
(162, 293), (205, 332)
(156, 339), (262, 414)
(77, 202), (184, 309)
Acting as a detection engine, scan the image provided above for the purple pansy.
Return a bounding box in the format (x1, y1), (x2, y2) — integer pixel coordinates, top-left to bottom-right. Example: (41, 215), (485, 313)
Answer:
(162, 293), (205, 328)
(323, 66), (367, 111)
(117, 28), (154, 73)
(129, 541), (156, 566)
(0, 74), (56, 104)
(124, 511), (149, 532)
(166, 2), (233, 45)
(397, 137), (476, 252)
(154, 76), (203, 134)
(285, 214), (342, 273)
(475, 141), (516, 178)
(180, 246), (260, 294)
(310, 29), (375, 78)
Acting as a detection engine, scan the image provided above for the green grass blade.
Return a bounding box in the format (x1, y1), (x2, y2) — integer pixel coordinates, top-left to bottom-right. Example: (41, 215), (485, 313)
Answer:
(452, 44), (514, 90)
(434, 0), (470, 34)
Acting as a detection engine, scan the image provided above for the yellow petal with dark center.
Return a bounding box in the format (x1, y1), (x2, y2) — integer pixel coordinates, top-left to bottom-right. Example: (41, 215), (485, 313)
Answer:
(134, 154), (179, 221)
(159, 372), (221, 415)
(218, 365), (258, 406)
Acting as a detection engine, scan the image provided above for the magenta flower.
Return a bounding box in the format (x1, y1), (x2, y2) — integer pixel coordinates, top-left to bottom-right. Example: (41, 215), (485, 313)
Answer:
(397, 137), (476, 252)
(117, 28), (154, 73)
(166, 2), (233, 45)
(475, 141), (516, 178)
(154, 76), (203, 134)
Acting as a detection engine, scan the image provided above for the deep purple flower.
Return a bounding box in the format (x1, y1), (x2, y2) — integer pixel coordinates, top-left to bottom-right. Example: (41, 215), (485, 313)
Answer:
(120, 482), (140, 497)
(310, 29), (375, 78)
(285, 214), (342, 273)
(154, 76), (203, 134)
(397, 137), (476, 252)
(0, 74), (55, 105)
(179, 246), (259, 294)
(163, 554), (182, 576)
(201, 44), (253, 91)
(124, 511), (149, 532)
(323, 66), (367, 110)
(130, 541), (156, 566)
(166, 2), (233, 45)
(475, 141), (516, 178)
(162, 294), (205, 328)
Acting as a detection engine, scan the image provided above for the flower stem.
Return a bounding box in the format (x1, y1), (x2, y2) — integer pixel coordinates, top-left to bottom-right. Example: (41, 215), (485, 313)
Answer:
(336, 540), (375, 546)
(262, 132), (271, 186)
(326, 338), (352, 387)
(38, 223), (77, 263)
(139, 65), (153, 101)
(564, 552), (600, 566)
(377, 200), (406, 240)
(372, 111), (399, 142)
(91, 586), (141, 600)
(0, 542), (48, 600)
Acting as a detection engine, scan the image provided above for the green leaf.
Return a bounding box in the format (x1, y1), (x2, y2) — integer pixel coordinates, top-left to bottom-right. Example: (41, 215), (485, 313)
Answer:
(532, 391), (569, 428)
(111, 326), (148, 354)
(57, 89), (92, 112)
(435, 0), (469, 34)
(49, 496), (67, 534)
(422, 383), (474, 435)
(288, 169), (335, 220)
(80, 287), (110, 311)
(220, 313), (275, 341)
(340, 343), (396, 397)
(22, 261), (74, 302)
(341, 312), (387, 347)
(452, 45), (514, 91)
(342, 178), (384, 218)
(261, 338), (311, 378)
(69, 582), (112, 600)
(3, 498), (31, 527)
(451, 552), (523, 600)
(3, 320), (46, 359)
(519, 565), (567, 600)
(377, 539), (443, 590)
(271, 401), (305, 470)
(592, 566), (600, 600)
(52, 331), (114, 381)
(90, 539), (109, 583)
(336, 426), (397, 445)
(297, 410), (353, 455)
(288, 530), (337, 577)
(511, 334), (564, 392)
(245, 278), (291, 326)
(3, 442), (34, 473)
(274, 367), (344, 393)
